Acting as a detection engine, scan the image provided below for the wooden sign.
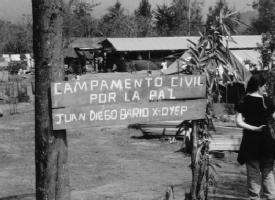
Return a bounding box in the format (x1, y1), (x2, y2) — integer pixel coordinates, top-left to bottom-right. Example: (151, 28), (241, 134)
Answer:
(51, 75), (207, 130)
(51, 75), (206, 108)
(52, 99), (207, 130)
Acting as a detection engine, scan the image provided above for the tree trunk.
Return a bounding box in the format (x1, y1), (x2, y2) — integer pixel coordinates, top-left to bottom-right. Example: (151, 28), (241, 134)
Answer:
(32, 0), (70, 199)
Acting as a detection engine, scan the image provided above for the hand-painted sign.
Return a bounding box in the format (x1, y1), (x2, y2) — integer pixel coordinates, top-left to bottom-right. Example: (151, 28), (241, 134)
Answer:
(51, 75), (206, 108)
(51, 75), (207, 130)
(52, 99), (206, 129)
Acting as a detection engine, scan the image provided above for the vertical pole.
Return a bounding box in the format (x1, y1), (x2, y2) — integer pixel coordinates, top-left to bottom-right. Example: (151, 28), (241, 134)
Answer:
(32, 0), (70, 199)
(190, 120), (198, 199)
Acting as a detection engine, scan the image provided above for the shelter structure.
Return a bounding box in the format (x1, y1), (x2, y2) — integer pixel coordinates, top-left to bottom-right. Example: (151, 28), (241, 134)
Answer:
(63, 37), (106, 73)
(99, 35), (262, 72)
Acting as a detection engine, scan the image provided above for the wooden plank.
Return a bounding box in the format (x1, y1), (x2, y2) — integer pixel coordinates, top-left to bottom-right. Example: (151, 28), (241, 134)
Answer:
(51, 75), (206, 108)
(52, 99), (207, 130)
(209, 145), (240, 151)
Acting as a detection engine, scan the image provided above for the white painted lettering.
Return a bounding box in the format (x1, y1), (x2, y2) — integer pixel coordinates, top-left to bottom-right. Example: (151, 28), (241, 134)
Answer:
(132, 91), (140, 101)
(158, 90), (165, 99)
(99, 94), (106, 103)
(162, 107), (169, 116)
(169, 106), (175, 115)
(105, 110), (111, 120)
(132, 108), (139, 118)
(152, 108), (158, 116)
(143, 108), (149, 117)
(168, 89), (176, 99)
(65, 114), (71, 123)
(54, 83), (62, 95)
(171, 77), (178, 87)
(71, 114), (77, 121)
(90, 94), (97, 104)
(125, 79), (131, 89)
(55, 114), (64, 124)
(64, 83), (73, 94)
(134, 79), (142, 88)
(124, 92), (130, 102)
(155, 77), (163, 87)
(180, 77), (183, 86)
(111, 110), (117, 119)
(110, 79), (122, 90)
(180, 106), (188, 115)
(79, 113), (85, 121)
(174, 106), (179, 115)
(145, 77), (153, 87)
(198, 76), (203, 86)
(120, 109), (127, 120)
(185, 77), (193, 87)
(74, 81), (87, 93)
(98, 111), (103, 120)
(100, 80), (109, 90)
(90, 110), (96, 121)
(109, 93), (116, 103)
(149, 90), (157, 100)
(90, 80), (99, 90)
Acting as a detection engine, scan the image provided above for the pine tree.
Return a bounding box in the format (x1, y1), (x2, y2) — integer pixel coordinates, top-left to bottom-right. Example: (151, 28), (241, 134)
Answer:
(135, 0), (152, 18)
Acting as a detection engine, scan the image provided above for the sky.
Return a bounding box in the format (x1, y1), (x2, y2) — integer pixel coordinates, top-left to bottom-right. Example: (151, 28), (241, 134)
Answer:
(0, 0), (254, 23)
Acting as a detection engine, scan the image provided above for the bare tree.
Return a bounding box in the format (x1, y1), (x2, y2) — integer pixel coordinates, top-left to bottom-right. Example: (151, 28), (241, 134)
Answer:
(32, 0), (70, 199)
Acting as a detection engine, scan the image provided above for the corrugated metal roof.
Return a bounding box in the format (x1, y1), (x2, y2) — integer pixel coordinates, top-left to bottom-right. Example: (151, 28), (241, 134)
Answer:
(103, 37), (199, 51)
(68, 37), (105, 49)
(101, 35), (262, 51)
(224, 35), (261, 49)
(231, 50), (262, 70)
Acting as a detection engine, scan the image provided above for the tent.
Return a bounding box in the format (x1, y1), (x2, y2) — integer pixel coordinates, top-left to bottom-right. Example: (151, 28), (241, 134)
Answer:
(162, 48), (251, 83)
(162, 51), (192, 75)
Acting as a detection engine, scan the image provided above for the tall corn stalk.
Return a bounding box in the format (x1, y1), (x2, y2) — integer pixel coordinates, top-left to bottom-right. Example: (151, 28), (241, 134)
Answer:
(184, 7), (251, 200)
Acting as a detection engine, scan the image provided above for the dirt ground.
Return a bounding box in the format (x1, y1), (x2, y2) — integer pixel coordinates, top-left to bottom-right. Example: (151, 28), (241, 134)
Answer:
(0, 73), (253, 200)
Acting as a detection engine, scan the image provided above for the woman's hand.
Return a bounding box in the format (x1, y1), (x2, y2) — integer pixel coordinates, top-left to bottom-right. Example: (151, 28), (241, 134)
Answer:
(252, 125), (266, 132)
(236, 112), (265, 132)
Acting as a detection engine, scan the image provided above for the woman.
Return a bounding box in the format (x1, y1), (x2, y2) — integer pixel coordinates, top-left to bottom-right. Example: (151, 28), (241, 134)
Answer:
(236, 74), (275, 200)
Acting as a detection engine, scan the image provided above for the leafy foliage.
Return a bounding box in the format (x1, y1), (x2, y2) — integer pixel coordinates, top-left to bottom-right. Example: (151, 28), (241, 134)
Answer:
(0, 15), (33, 53)
(206, 0), (240, 34)
(185, 6), (247, 200)
(63, 0), (100, 38)
(249, 0), (275, 34)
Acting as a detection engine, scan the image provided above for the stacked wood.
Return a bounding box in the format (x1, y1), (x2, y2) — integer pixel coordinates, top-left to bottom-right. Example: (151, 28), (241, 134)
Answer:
(138, 121), (243, 151)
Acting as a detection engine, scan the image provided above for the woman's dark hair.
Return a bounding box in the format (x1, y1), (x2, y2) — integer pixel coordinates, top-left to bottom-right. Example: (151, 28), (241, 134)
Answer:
(245, 74), (266, 94)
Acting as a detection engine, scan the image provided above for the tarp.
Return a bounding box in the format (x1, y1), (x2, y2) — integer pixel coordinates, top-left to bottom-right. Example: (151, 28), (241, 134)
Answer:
(10, 54), (20, 61)
(162, 51), (192, 75)
(2, 54), (10, 62)
(64, 48), (78, 58)
(223, 47), (252, 83)
(231, 50), (261, 70)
